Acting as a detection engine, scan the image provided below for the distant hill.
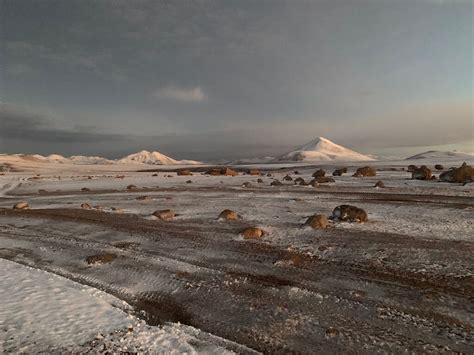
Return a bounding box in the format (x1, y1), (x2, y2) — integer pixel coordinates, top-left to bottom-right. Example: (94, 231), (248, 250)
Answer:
(0, 150), (201, 165)
(117, 150), (201, 165)
(406, 150), (473, 160)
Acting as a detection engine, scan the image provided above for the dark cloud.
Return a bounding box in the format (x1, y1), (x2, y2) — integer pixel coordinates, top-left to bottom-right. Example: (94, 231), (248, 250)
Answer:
(0, 104), (123, 143)
(0, 0), (472, 158)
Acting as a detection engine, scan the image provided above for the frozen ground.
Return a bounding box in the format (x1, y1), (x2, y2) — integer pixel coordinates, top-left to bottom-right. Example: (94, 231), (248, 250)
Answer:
(0, 259), (243, 354)
(0, 157), (473, 353)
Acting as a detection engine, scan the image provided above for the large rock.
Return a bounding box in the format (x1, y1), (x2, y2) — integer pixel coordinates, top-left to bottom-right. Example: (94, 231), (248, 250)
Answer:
(407, 165), (418, 172)
(81, 203), (92, 209)
(126, 185), (137, 190)
(312, 169), (326, 178)
(412, 165), (432, 180)
(332, 168), (347, 176)
(352, 166), (376, 177)
(247, 169), (260, 176)
(283, 175), (293, 181)
(13, 201), (29, 210)
(270, 180), (283, 186)
(240, 227), (266, 239)
(332, 205), (368, 223)
(305, 214), (329, 229)
(439, 162), (474, 183)
(219, 209), (240, 221)
(152, 209), (175, 221)
(434, 164), (444, 171)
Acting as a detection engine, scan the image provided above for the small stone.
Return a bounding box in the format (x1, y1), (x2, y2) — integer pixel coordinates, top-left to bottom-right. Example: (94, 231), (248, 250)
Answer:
(86, 253), (117, 265)
(374, 180), (385, 188)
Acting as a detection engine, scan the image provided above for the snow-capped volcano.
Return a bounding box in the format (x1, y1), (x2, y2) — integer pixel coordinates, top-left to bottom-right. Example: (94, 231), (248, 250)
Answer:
(117, 150), (201, 165)
(275, 137), (375, 162)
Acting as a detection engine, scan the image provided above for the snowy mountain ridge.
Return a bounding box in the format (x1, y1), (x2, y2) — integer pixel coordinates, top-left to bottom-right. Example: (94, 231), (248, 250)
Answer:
(275, 137), (375, 162)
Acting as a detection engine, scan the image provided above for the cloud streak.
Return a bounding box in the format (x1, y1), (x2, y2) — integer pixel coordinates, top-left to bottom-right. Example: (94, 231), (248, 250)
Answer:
(153, 87), (207, 103)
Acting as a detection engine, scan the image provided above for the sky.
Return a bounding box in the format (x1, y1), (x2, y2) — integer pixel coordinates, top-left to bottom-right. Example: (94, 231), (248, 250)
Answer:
(0, 0), (472, 160)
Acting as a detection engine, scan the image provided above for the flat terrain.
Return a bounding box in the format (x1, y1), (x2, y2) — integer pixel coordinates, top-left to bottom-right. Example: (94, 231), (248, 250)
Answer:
(0, 160), (473, 353)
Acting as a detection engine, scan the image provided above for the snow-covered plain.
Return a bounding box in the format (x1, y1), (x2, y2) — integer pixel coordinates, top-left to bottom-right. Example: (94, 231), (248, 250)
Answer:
(0, 155), (473, 353)
(0, 258), (245, 354)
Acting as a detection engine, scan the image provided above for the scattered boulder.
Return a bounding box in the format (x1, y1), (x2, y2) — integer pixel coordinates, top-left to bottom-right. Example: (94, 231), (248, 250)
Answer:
(294, 177), (306, 185)
(205, 167), (238, 176)
(242, 182), (254, 188)
(219, 209), (240, 221)
(332, 205), (368, 223)
(294, 171), (300, 175)
(152, 173), (158, 177)
(257, 178), (264, 183)
(312, 169), (326, 178)
(247, 169), (260, 176)
(152, 209), (175, 221)
(352, 166), (376, 177)
(308, 179), (319, 187)
(240, 227), (266, 240)
(412, 165), (432, 180)
(315, 177), (335, 184)
(270, 180), (283, 186)
(283, 175), (293, 181)
(81, 187), (91, 192)
(86, 253), (117, 265)
(407, 165), (417, 172)
(222, 167), (238, 176)
(177, 169), (192, 176)
(439, 162), (474, 183)
(305, 214), (329, 229)
(434, 164), (444, 171)
(332, 168), (347, 176)
(13, 201), (29, 210)
(266, 173), (273, 177)
(186, 180), (193, 184)
(136, 195), (151, 201)
(374, 180), (385, 188)
(126, 185), (137, 190)
(81, 203), (92, 209)
(38, 189), (48, 194)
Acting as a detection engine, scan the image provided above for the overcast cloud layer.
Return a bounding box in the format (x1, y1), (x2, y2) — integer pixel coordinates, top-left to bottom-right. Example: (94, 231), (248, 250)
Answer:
(0, 0), (472, 160)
